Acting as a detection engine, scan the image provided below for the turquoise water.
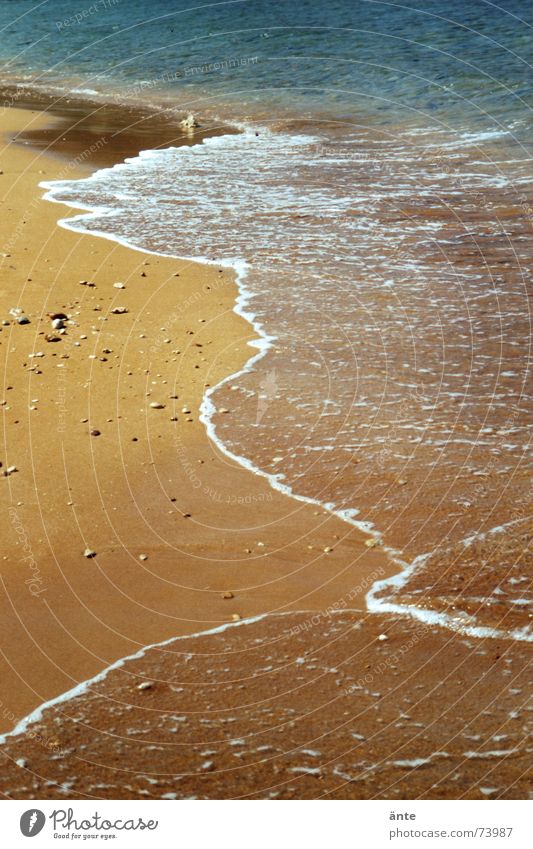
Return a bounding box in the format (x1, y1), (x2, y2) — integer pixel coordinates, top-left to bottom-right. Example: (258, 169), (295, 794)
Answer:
(0, 0), (531, 136)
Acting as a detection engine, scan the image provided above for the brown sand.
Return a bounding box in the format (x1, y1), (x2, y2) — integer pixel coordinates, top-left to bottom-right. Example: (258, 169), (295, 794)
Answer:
(0, 104), (391, 733)
(1, 100), (530, 801)
(0, 611), (530, 800)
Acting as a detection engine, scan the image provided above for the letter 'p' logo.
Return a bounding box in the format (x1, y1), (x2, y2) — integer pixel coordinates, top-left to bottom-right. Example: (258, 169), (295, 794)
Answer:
(20, 809), (46, 837)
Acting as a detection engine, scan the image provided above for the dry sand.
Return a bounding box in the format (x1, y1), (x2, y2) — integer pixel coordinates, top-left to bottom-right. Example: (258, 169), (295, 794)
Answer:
(0, 103), (390, 731)
(0, 101), (530, 800)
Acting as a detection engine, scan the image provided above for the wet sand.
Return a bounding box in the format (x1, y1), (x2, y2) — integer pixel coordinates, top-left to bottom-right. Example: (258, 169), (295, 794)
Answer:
(0, 98), (530, 801)
(0, 102), (390, 733)
(0, 611), (530, 800)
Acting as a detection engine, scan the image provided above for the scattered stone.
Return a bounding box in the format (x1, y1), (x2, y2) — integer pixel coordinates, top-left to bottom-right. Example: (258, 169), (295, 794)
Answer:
(149, 402), (165, 409)
(137, 681), (153, 691)
(111, 307), (128, 314)
(377, 634), (388, 642)
(139, 554), (148, 561)
(16, 315), (30, 325)
(365, 538), (380, 548)
(231, 614), (241, 622)
(219, 407), (230, 414)
(83, 548), (96, 558)
(201, 760), (215, 771)
(181, 406), (191, 414)
(5, 465), (18, 476)
(221, 591), (234, 600)
(90, 429), (101, 437)
(324, 547), (333, 553)
(113, 282), (125, 289)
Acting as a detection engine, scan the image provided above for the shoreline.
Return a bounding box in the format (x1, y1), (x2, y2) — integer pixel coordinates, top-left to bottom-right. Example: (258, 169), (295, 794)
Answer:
(0, 96), (530, 802)
(0, 99), (393, 734)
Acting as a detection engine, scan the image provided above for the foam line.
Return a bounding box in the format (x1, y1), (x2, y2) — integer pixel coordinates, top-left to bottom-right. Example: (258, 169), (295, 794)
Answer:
(39, 131), (530, 646)
(0, 615), (266, 747)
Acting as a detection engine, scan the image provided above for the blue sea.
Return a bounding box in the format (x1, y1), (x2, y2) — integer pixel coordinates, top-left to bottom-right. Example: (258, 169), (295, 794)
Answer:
(1, 0), (532, 638)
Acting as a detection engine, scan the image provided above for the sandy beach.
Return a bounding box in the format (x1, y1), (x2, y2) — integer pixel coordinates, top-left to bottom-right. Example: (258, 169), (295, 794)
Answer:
(0, 98), (530, 801)
(0, 102), (392, 730)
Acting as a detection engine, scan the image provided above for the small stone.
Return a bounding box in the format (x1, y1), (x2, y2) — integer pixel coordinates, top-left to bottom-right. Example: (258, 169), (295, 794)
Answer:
(150, 402), (165, 409)
(51, 317), (65, 330)
(83, 548), (96, 558)
(219, 407), (230, 414)
(15, 758), (27, 768)
(221, 591), (234, 599)
(365, 538), (380, 548)
(17, 315), (30, 325)
(181, 406), (191, 414)
(324, 546), (333, 553)
(139, 554), (148, 561)
(111, 307), (128, 314)
(113, 282), (125, 289)
(180, 113), (199, 130)
(6, 465), (18, 476)
(231, 614), (241, 621)
(90, 429), (101, 436)
(377, 634), (388, 642)
(201, 760), (215, 771)
(137, 681), (152, 691)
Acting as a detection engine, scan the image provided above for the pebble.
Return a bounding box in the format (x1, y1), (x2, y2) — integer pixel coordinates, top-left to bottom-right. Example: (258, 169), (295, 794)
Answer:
(231, 614), (241, 621)
(113, 282), (125, 289)
(365, 538), (380, 548)
(139, 554), (148, 561)
(324, 546), (333, 553)
(377, 634), (388, 642)
(16, 316), (30, 325)
(90, 429), (101, 437)
(111, 307), (128, 314)
(137, 681), (152, 691)
(149, 402), (165, 409)
(181, 406), (191, 414)
(221, 591), (234, 599)
(83, 548), (96, 558)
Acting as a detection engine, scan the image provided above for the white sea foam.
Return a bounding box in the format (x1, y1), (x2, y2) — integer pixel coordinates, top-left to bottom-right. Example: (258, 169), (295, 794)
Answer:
(39, 123), (531, 649)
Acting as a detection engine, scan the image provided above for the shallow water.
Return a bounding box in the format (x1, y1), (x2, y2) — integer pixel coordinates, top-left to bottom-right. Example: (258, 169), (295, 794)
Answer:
(2, 0), (532, 638)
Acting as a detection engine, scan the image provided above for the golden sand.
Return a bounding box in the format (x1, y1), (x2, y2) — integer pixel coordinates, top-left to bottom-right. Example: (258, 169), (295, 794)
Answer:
(0, 104), (391, 730)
